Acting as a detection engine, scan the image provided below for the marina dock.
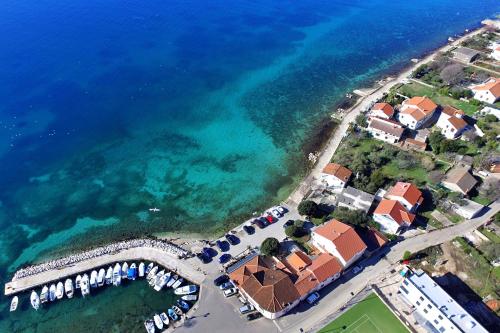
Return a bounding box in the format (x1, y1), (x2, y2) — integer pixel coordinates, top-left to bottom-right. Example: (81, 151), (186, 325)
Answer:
(5, 239), (205, 296)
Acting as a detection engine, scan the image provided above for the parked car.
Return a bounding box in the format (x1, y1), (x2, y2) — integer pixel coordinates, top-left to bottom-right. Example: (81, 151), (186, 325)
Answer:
(270, 209), (281, 219)
(246, 312), (262, 321)
(306, 292), (320, 305)
(225, 234), (239, 245)
(219, 253), (232, 264)
(196, 253), (210, 264)
(283, 220), (294, 228)
(265, 215), (274, 224)
(219, 281), (234, 290)
(213, 274), (229, 286)
(252, 219), (265, 229)
(223, 288), (238, 297)
(216, 239), (229, 252)
(239, 304), (255, 314)
(238, 296), (247, 304)
(243, 225), (255, 235)
(276, 206), (287, 214)
(202, 247), (213, 258)
(352, 266), (362, 274)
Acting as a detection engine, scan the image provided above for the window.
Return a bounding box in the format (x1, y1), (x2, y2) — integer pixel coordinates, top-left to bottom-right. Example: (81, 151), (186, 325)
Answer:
(419, 296), (424, 301)
(403, 280), (409, 286)
(439, 327), (446, 332)
(423, 308), (428, 314)
(434, 319), (439, 325)
(438, 315), (443, 320)
(427, 304), (432, 309)
(400, 286), (409, 294)
(416, 301), (420, 306)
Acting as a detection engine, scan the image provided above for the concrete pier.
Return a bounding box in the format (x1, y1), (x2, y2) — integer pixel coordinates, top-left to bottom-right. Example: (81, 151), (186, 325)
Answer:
(5, 240), (205, 296)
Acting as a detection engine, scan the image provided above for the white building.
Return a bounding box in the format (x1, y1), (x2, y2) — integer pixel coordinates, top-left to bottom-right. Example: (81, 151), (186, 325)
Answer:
(385, 182), (423, 212)
(399, 269), (488, 333)
(436, 105), (469, 139)
(470, 78), (500, 104)
(398, 96), (438, 130)
(373, 199), (415, 234)
(452, 199), (485, 219)
(367, 117), (405, 143)
(311, 219), (367, 267)
(336, 186), (375, 213)
(321, 163), (352, 189)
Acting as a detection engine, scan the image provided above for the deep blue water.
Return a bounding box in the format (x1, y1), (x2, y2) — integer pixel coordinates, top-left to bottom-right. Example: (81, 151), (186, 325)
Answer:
(0, 1), (499, 331)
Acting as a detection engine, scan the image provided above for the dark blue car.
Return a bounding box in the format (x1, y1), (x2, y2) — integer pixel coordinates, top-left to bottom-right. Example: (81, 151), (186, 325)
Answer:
(219, 254), (232, 264)
(216, 240), (229, 252)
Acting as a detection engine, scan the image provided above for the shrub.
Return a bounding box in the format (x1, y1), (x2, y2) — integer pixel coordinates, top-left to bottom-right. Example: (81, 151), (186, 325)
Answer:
(403, 251), (412, 261)
(298, 200), (318, 217)
(285, 225), (299, 238)
(260, 237), (280, 256)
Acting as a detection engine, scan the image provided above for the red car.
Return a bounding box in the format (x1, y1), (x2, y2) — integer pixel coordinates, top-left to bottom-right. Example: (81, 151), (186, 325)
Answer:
(265, 215), (274, 223)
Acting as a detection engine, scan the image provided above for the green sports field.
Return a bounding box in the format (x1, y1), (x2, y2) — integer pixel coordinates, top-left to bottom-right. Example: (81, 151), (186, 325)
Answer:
(319, 293), (409, 333)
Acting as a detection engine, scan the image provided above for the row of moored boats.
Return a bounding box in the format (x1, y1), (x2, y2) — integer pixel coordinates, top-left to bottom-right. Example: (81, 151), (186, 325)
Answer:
(143, 263), (198, 332)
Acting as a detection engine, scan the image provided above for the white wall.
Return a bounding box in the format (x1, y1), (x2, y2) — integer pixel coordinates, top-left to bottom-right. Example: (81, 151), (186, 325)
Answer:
(321, 174), (346, 189)
(473, 90), (498, 104)
(373, 214), (401, 234)
(368, 128), (399, 143)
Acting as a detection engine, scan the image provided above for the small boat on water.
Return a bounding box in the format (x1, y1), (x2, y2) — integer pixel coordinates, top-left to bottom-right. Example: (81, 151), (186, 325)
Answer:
(172, 277), (183, 289)
(49, 284), (56, 302)
(160, 312), (170, 326)
(172, 305), (183, 316)
(151, 269), (165, 287)
(144, 319), (155, 333)
(138, 262), (145, 277)
(145, 262), (154, 275)
(166, 274), (178, 288)
(105, 266), (113, 285)
(56, 282), (64, 299)
(113, 263), (121, 286)
(65, 279), (74, 298)
(168, 308), (178, 321)
(30, 291), (40, 310)
(147, 266), (158, 281)
(127, 263), (137, 280)
(175, 285), (198, 295)
(40, 285), (49, 303)
(153, 314), (163, 330)
(121, 262), (129, 279)
(10, 296), (18, 312)
(81, 274), (90, 297)
(181, 294), (197, 301)
(97, 268), (106, 287)
(90, 270), (98, 288)
(176, 299), (190, 312)
(155, 271), (171, 291)
(75, 275), (82, 289)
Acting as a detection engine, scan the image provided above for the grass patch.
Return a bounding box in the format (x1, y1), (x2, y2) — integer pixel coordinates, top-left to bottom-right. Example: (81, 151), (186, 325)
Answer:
(471, 196), (492, 206)
(479, 228), (500, 244)
(381, 162), (428, 185)
(399, 82), (480, 115)
(319, 293), (408, 333)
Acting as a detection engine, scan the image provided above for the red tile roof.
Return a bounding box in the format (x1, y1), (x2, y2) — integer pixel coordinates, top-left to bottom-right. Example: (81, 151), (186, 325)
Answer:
(471, 78), (500, 98)
(387, 182), (423, 207)
(322, 163), (352, 182)
(372, 102), (394, 117)
(447, 116), (468, 131)
(287, 251), (312, 272)
(373, 199), (415, 226)
(313, 219), (367, 263)
(404, 96), (438, 114)
(308, 253), (342, 283)
(441, 105), (465, 117)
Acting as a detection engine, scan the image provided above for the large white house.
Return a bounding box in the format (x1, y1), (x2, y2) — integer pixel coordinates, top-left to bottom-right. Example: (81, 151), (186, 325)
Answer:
(398, 96), (438, 130)
(436, 105), (469, 139)
(367, 117), (405, 143)
(311, 219), (367, 267)
(399, 269), (488, 333)
(470, 77), (500, 104)
(385, 182), (423, 212)
(320, 163), (352, 189)
(373, 199), (415, 234)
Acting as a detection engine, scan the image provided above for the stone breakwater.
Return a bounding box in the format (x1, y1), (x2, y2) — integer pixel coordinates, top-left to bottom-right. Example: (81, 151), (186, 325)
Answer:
(12, 238), (190, 281)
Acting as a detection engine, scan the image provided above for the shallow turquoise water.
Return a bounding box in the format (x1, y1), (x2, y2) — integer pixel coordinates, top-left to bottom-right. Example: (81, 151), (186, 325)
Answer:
(0, 0), (499, 331)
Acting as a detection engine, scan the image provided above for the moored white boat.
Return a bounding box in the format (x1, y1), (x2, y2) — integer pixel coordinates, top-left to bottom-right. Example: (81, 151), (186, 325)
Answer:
(144, 319), (155, 333)
(145, 262), (154, 275)
(90, 270), (98, 288)
(153, 314), (163, 330)
(168, 308), (178, 321)
(172, 305), (183, 316)
(75, 275), (82, 289)
(30, 291), (40, 310)
(10, 296), (18, 312)
(49, 284), (56, 302)
(97, 268), (105, 287)
(105, 266), (113, 285)
(155, 271), (170, 291)
(150, 269), (165, 287)
(138, 262), (145, 277)
(166, 274), (178, 288)
(56, 282), (64, 299)
(172, 277), (183, 289)
(113, 263), (121, 286)
(160, 312), (169, 326)
(121, 262), (129, 279)
(175, 285), (198, 295)
(181, 294), (198, 301)
(40, 285), (49, 303)
(147, 266), (158, 281)
(65, 279), (74, 298)
(81, 274), (90, 297)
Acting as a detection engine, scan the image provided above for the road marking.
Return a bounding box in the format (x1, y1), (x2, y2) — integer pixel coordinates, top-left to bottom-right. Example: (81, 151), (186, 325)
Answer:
(272, 319), (283, 332)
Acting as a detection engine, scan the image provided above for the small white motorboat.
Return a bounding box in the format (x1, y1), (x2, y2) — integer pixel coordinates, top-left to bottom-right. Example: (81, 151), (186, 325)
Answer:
(145, 262), (154, 275)
(175, 285), (198, 295)
(147, 266), (158, 281)
(144, 319), (155, 333)
(55, 282), (64, 299)
(172, 277), (183, 289)
(160, 312), (170, 326)
(166, 274), (178, 288)
(81, 274), (90, 297)
(138, 262), (145, 277)
(181, 294), (198, 301)
(75, 275), (82, 289)
(97, 268), (105, 287)
(49, 284), (56, 302)
(30, 291), (40, 310)
(153, 314), (163, 330)
(150, 269), (165, 287)
(105, 266), (113, 285)
(113, 263), (121, 286)
(10, 296), (18, 312)
(90, 270), (98, 288)
(121, 262), (129, 279)
(65, 279), (74, 298)
(40, 285), (49, 303)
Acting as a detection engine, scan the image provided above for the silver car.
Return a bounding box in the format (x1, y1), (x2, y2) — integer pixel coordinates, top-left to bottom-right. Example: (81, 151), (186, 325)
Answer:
(239, 304), (255, 314)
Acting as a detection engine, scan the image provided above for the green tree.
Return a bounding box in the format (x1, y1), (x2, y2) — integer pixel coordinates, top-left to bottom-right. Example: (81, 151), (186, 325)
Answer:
(331, 207), (371, 227)
(285, 225), (299, 238)
(355, 114), (368, 128)
(484, 114), (498, 123)
(297, 200), (318, 217)
(403, 251), (412, 261)
(260, 237), (280, 257)
(428, 132), (445, 154)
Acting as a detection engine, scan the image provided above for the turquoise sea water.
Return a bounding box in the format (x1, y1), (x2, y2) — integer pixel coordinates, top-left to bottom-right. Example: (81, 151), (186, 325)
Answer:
(1, 1), (499, 331)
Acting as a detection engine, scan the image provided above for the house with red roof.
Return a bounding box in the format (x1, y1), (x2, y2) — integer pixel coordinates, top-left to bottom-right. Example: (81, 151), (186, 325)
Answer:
(385, 182), (423, 212)
(321, 163), (352, 189)
(470, 78), (500, 104)
(398, 96), (438, 130)
(311, 219), (367, 267)
(373, 199), (415, 234)
(436, 105), (469, 139)
(367, 117), (405, 144)
(370, 102), (394, 119)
